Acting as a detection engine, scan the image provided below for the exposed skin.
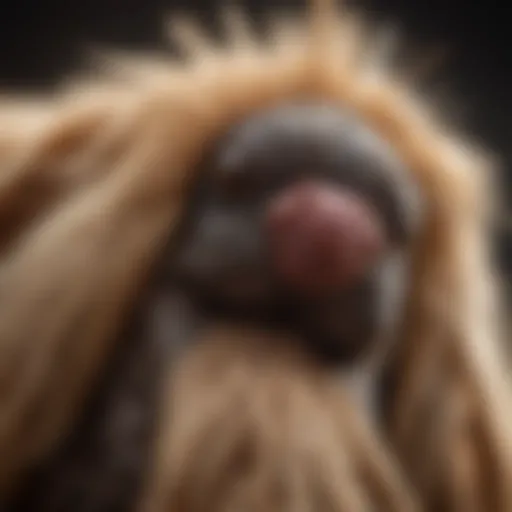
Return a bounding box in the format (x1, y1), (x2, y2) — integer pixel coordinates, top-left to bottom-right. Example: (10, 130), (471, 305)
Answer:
(171, 102), (423, 364)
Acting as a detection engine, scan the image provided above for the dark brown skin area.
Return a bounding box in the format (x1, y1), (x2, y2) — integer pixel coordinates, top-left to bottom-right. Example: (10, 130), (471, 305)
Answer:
(7, 102), (424, 512)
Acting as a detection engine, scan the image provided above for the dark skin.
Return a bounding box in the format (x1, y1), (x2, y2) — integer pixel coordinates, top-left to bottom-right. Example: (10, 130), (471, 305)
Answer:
(171, 102), (424, 362)
(9, 101), (425, 512)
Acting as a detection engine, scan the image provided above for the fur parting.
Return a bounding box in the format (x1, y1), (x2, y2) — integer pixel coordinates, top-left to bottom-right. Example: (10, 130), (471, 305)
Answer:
(0, 0), (509, 509)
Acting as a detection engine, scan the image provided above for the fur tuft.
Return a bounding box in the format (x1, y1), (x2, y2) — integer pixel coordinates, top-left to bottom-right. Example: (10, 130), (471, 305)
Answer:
(140, 326), (419, 512)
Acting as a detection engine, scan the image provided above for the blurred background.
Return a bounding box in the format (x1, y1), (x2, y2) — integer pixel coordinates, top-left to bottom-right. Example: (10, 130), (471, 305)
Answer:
(0, 0), (510, 284)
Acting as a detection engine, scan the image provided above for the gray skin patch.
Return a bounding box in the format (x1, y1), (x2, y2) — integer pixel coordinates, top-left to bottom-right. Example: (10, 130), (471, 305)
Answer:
(337, 249), (412, 421)
(171, 100), (425, 372)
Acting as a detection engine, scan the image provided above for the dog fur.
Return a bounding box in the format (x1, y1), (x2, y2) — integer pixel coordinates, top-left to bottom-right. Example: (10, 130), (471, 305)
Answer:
(0, 0), (511, 510)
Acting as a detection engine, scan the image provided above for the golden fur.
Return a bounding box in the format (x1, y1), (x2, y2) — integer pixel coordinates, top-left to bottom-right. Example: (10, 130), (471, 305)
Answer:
(0, 0), (510, 509)
(141, 325), (419, 512)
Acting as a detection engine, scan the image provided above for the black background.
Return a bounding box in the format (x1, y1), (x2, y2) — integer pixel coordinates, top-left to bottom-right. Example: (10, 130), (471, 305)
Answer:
(0, 0), (510, 277)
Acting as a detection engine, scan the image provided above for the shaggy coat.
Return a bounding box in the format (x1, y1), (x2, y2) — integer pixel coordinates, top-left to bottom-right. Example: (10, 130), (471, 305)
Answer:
(0, 1), (511, 510)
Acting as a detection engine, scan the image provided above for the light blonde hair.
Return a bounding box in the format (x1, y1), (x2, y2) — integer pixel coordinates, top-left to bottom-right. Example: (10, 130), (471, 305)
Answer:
(0, 0), (510, 509)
